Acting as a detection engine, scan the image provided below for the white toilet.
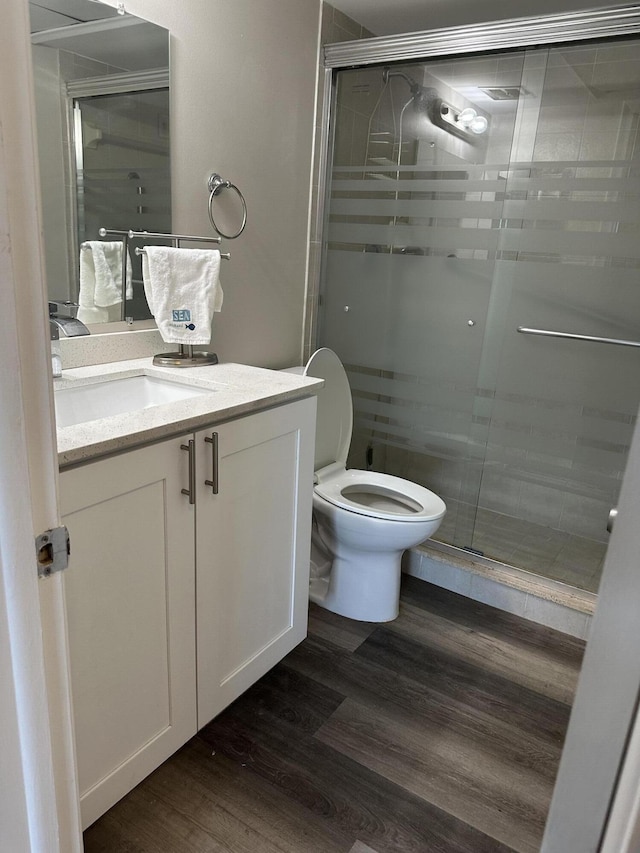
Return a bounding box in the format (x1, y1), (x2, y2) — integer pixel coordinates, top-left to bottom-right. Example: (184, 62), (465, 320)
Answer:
(304, 348), (446, 622)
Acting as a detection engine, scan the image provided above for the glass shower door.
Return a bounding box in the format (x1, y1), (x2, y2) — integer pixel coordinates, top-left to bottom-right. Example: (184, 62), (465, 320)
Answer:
(466, 38), (640, 590)
(319, 53), (527, 553)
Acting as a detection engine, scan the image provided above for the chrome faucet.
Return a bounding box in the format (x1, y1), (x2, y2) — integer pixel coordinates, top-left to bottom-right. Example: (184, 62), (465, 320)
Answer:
(49, 302), (89, 379)
(50, 322), (62, 378)
(49, 302), (90, 337)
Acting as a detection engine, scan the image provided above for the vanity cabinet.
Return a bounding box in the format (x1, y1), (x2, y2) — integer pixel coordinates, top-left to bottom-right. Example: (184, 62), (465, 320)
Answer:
(60, 436), (197, 830)
(194, 399), (315, 726)
(59, 395), (315, 829)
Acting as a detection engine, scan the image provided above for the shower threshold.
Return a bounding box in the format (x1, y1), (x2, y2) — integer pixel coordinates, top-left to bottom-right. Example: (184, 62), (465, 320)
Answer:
(403, 538), (596, 640)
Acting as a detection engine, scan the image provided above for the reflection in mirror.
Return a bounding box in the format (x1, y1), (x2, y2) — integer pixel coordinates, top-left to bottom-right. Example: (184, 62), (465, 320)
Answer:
(30, 0), (170, 324)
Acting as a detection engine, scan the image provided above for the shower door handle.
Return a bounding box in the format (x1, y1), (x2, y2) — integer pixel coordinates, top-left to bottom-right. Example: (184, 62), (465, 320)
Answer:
(607, 507), (618, 534)
(517, 326), (640, 349)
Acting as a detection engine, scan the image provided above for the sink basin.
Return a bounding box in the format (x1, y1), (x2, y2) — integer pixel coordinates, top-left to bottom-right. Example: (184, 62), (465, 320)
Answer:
(55, 374), (212, 428)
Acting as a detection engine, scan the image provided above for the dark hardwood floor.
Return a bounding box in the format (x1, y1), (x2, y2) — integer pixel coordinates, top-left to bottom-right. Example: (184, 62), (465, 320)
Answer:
(84, 577), (585, 853)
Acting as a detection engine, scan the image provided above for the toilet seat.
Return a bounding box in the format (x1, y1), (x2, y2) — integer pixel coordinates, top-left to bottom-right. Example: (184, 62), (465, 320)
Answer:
(304, 348), (353, 471)
(315, 469), (446, 523)
(305, 349), (445, 524)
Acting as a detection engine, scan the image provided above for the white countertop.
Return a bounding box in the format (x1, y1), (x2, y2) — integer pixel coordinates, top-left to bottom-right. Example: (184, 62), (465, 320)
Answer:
(55, 358), (322, 468)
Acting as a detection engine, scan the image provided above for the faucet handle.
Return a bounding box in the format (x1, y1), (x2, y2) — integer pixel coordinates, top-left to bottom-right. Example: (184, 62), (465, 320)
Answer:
(49, 300), (79, 317)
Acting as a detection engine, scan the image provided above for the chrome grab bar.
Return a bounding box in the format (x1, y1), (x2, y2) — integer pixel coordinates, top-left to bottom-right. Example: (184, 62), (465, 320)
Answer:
(517, 327), (640, 349)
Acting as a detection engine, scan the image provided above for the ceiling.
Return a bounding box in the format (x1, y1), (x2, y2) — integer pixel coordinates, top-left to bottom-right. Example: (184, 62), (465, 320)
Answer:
(29, 0), (118, 33)
(330, 0), (628, 36)
(30, 0), (629, 37)
(29, 0), (168, 72)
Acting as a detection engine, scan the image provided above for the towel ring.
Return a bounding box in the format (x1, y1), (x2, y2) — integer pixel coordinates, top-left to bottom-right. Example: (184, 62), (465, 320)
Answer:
(207, 173), (247, 239)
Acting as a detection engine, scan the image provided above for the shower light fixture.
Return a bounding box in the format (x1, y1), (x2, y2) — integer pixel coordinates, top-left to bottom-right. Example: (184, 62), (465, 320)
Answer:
(433, 100), (489, 139)
(456, 107), (489, 134)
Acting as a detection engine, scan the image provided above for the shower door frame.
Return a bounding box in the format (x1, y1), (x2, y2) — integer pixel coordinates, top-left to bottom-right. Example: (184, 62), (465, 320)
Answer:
(312, 5), (640, 851)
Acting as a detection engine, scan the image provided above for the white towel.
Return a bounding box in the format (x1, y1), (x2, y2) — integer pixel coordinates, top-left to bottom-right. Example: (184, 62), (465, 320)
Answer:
(76, 303), (123, 324)
(141, 246), (223, 345)
(79, 241), (133, 311)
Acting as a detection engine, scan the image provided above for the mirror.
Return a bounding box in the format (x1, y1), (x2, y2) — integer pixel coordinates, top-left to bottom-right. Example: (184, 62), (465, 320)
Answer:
(30, 0), (170, 324)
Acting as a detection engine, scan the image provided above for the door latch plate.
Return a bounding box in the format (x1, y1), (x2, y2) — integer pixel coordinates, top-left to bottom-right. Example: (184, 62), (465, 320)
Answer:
(36, 526), (70, 578)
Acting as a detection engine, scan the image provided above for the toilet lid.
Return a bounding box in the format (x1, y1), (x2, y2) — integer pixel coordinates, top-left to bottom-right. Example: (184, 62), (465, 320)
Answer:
(304, 348), (352, 471)
(315, 469), (447, 522)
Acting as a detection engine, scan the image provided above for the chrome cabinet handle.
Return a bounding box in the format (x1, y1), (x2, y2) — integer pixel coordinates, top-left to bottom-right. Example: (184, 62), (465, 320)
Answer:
(607, 507), (618, 534)
(181, 439), (196, 504)
(204, 432), (219, 494)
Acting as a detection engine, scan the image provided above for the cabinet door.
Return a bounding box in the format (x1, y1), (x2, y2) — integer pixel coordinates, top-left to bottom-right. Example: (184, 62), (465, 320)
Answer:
(196, 397), (316, 726)
(60, 437), (196, 829)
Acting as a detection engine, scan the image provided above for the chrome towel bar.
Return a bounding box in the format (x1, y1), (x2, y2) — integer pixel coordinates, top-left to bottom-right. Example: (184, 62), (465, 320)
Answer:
(517, 326), (640, 349)
(99, 228), (222, 245)
(135, 246), (230, 260)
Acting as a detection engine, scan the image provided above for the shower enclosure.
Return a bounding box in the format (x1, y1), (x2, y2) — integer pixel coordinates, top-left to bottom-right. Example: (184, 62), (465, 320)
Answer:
(316, 10), (640, 593)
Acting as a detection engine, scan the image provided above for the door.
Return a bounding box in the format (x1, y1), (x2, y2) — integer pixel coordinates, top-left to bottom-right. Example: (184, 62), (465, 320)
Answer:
(541, 398), (640, 850)
(319, 53), (526, 554)
(465, 37), (640, 590)
(60, 438), (197, 829)
(0, 1), (82, 850)
(196, 398), (316, 726)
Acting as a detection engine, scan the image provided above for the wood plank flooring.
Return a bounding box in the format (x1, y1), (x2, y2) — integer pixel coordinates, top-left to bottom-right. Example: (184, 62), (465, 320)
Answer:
(84, 577), (585, 853)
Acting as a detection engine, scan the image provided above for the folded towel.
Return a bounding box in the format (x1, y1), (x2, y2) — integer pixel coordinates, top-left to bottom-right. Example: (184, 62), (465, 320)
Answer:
(142, 246), (223, 345)
(79, 241), (133, 310)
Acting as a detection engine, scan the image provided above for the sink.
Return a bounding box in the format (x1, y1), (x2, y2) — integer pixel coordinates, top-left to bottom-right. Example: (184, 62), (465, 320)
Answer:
(55, 374), (212, 428)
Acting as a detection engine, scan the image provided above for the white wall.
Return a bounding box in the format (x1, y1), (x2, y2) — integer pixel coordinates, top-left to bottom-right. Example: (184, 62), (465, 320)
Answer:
(102, 0), (322, 368)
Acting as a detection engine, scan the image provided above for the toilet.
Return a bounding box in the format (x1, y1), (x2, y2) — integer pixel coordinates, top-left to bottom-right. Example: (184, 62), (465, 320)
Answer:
(303, 348), (446, 622)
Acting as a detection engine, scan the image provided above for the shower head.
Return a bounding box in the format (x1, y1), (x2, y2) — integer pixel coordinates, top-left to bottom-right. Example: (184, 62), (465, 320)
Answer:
(383, 67), (421, 95)
(382, 66), (438, 111)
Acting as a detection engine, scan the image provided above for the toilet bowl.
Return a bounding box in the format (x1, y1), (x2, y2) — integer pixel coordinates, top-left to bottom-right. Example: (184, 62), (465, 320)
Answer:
(303, 348), (446, 622)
